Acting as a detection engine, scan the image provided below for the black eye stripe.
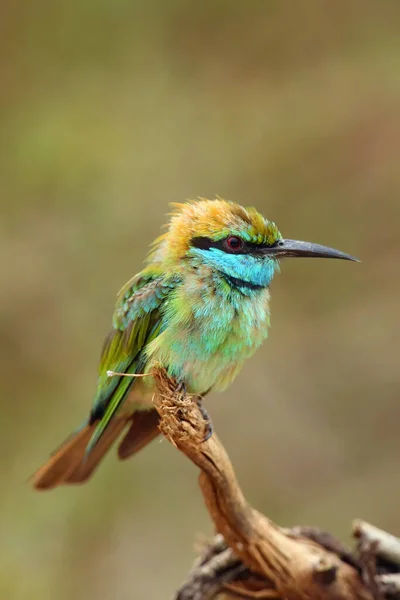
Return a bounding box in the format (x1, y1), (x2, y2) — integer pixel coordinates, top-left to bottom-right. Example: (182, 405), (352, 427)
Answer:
(191, 237), (216, 251)
(191, 236), (274, 254)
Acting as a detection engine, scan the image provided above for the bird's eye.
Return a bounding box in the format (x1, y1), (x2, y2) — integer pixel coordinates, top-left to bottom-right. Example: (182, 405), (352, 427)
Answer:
(225, 236), (244, 252)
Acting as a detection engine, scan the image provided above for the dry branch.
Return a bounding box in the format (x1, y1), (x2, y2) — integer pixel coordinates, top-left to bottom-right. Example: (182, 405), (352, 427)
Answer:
(151, 366), (400, 600)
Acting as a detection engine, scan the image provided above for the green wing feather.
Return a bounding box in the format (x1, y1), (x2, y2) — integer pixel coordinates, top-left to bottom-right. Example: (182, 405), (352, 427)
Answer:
(87, 265), (181, 454)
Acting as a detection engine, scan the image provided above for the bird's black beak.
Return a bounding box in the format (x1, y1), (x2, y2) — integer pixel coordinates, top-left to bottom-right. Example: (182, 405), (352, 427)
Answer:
(267, 239), (360, 262)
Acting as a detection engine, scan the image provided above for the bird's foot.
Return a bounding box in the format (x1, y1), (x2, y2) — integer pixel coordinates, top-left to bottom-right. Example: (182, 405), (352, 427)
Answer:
(175, 380), (187, 396)
(195, 396), (213, 441)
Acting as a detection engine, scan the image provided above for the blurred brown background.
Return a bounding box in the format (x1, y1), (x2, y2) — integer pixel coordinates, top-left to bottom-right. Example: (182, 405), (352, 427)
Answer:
(1, 1), (400, 598)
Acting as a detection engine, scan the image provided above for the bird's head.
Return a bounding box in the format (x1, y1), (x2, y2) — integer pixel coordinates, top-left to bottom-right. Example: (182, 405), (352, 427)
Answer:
(150, 198), (358, 291)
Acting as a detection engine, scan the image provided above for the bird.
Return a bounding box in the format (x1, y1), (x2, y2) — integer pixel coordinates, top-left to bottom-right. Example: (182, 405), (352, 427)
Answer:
(33, 198), (358, 489)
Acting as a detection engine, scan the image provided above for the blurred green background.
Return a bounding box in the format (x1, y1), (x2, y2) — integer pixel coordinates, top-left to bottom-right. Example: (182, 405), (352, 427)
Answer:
(1, 1), (400, 598)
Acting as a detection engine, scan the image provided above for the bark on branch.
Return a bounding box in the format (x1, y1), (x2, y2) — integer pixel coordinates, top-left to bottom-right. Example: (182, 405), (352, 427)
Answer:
(151, 366), (400, 600)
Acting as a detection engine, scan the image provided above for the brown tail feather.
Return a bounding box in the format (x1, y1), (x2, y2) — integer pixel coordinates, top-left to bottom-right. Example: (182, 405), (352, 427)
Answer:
(33, 419), (127, 490)
(33, 410), (160, 490)
(65, 419), (127, 484)
(118, 409), (160, 460)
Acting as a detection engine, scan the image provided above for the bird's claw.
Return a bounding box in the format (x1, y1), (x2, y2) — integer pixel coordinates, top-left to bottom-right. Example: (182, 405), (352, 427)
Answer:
(195, 397), (213, 441)
(176, 380), (186, 396)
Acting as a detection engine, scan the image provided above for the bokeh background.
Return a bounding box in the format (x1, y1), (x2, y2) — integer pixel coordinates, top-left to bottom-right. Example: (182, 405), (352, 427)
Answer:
(1, 1), (400, 598)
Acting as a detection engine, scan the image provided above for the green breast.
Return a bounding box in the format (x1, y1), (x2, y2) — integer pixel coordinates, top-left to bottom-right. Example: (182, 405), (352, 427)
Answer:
(145, 272), (271, 393)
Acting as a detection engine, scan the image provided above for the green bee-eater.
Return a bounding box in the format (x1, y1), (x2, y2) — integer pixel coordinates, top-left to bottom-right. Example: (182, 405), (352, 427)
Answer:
(33, 198), (358, 489)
